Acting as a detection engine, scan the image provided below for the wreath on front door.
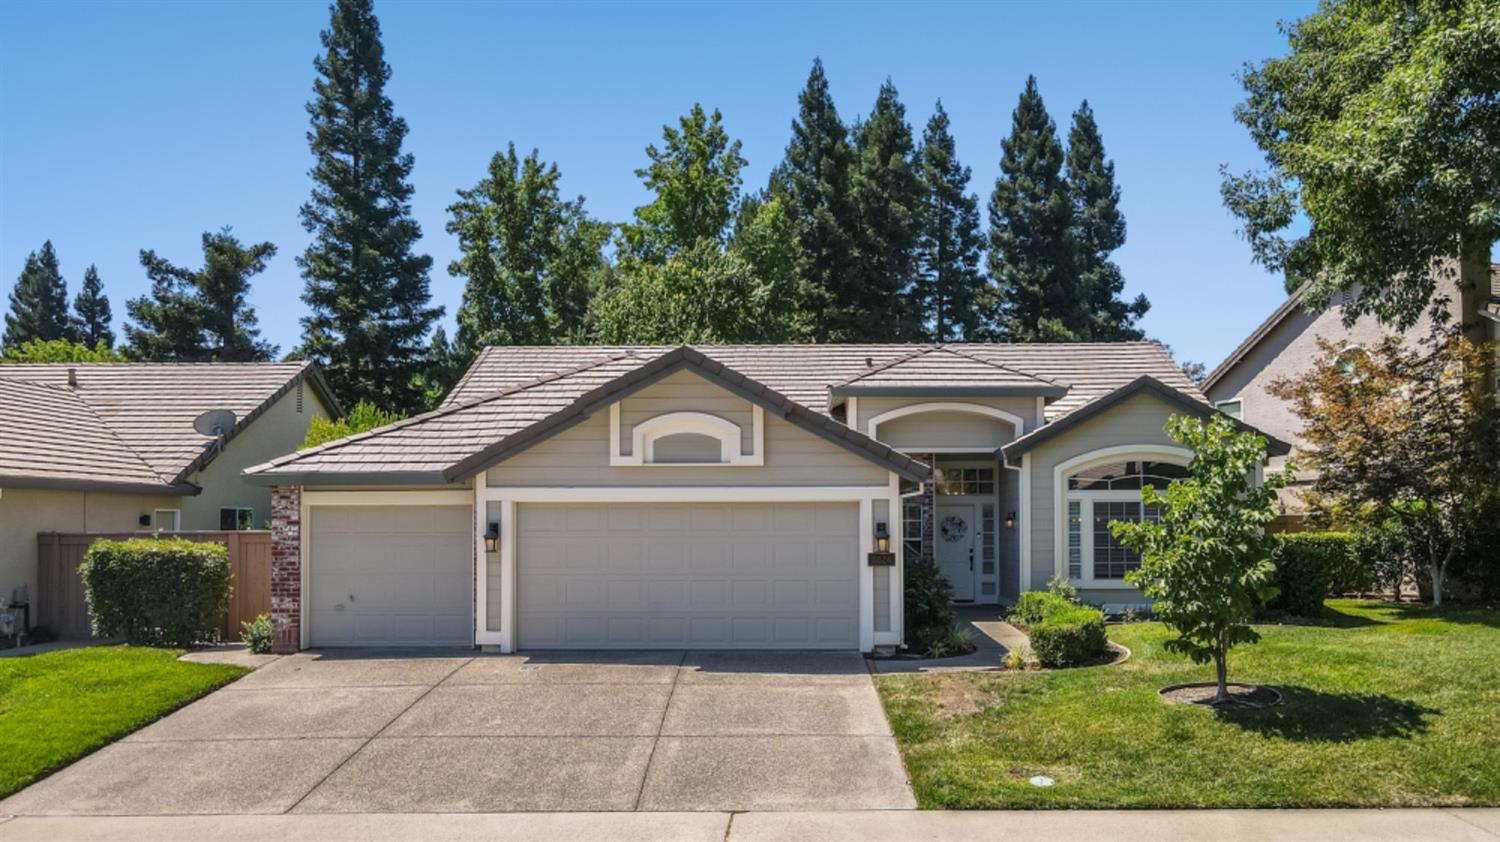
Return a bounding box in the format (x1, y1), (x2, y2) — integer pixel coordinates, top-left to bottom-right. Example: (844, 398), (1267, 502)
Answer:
(940, 515), (968, 543)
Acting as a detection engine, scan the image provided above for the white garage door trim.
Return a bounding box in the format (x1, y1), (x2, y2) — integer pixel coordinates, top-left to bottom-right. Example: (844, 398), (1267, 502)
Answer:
(476, 477), (904, 653)
(300, 490), (472, 650)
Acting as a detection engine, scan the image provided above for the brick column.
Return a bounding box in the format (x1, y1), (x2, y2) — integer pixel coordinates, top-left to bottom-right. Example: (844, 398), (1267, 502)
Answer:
(270, 485), (302, 654)
(920, 453), (938, 565)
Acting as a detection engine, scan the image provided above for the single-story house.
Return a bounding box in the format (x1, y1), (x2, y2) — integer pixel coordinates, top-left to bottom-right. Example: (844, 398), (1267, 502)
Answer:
(0, 362), (339, 608)
(246, 343), (1287, 654)
(1203, 261), (1499, 525)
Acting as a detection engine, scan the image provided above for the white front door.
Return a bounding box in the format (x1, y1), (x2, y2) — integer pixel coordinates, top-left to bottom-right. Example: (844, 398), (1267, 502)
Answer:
(935, 503), (976, 601)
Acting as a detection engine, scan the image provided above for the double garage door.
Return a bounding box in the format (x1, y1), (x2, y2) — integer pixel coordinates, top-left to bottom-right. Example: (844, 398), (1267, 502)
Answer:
(307, 501), (859, 649)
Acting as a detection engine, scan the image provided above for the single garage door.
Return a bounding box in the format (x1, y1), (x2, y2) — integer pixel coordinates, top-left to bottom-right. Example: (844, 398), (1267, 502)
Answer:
(517, 502), (858, 649)
(309, 505), (472, 646)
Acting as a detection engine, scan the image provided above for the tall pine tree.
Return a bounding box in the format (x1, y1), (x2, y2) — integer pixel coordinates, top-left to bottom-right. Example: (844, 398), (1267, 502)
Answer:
(1066, 101), (1147, 340)
(125, 229), (277, 362)
(448, 144), (609, 353)
(774, 59), (859, 341)
(71, 265), (114, 349)
(915, 101), (987, 342)
(987, 76), (1080, 341)
(4, 241), (73, 348)
(849, 80), (924, 340)
(299, 0), (440, 413)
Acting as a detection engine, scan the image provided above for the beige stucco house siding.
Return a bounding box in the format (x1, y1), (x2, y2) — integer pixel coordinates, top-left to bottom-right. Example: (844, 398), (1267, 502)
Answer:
(854, 395), (1038, 440)
(181, 384), (331, 530)
(0, 488), (183, 607)
(1024, 391), (1188, 603)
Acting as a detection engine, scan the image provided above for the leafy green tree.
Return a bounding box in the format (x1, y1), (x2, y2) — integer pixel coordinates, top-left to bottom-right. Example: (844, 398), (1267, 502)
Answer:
(1067, 101), (1148, 340)
(301, 399), (405, 449)
(124, 229), (277, 361)
(618, 104), (745, 263)
(71, 265), (114, 349)
(448, 144), (609, 352)
(849, 80), (924, 340)
(1222, 0), (1500, 326)
(1269, 327), (1500, 606)
(1112, 414), (1289, 704)
(914, 101), (987, 341)
(774, 59), (859, 341)
(988, 76), (1079, 341)
(4, 241), (73, 348)
(299, 0), (441, 413)
(1, 339), (123, 363)
(414, 326), (469, 410)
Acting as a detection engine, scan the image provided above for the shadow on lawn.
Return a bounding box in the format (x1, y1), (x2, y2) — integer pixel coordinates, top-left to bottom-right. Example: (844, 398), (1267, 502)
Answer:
(1215, 687), (1437, 742)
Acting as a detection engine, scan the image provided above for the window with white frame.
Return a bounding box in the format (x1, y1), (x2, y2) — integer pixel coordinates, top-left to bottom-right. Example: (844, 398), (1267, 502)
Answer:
(220, 507), (255, 531)
(152, 509), (181, 531)
(1215, 399), (1243, 421)
(936, 467), (995, 496)
(1064, 460), (1186, 581)
(902, 499), (924, 560)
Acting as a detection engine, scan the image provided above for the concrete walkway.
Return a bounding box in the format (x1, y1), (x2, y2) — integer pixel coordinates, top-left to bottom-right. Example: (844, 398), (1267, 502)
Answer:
(870, 604), (1028, 673)
(1, 808), (1496, 841)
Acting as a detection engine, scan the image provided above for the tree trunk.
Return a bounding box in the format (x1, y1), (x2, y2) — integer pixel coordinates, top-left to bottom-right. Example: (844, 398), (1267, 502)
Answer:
(1212, 633), (1230, 704)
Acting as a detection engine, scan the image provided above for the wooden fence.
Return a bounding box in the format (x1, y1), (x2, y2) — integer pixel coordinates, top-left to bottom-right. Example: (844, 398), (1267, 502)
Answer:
(35, 531), (273, 640)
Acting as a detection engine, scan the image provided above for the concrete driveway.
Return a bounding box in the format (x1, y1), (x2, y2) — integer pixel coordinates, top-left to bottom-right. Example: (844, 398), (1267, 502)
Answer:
(0, 649), (915, 816)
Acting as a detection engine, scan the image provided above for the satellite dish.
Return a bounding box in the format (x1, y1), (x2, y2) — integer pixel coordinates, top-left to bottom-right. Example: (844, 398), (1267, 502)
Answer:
(193, 409), (237, 438)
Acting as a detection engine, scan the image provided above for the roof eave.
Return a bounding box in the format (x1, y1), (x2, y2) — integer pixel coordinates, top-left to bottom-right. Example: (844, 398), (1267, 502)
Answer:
(0, 475), (201, 496)
(242, 470), (454, 488)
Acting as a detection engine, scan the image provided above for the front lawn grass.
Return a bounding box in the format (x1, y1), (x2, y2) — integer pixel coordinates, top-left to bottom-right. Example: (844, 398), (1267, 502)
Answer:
(876, 600), (1500, 808)
(0, 646), (247, 798)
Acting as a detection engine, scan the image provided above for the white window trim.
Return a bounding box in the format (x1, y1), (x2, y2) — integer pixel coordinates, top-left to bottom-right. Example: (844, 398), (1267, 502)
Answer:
(476, 481), (899, 654)
(864, 401), (1027, 448)
(608, 404), (764, 467)
(152, 508), (181, 531)
(1051, 445), (1192, 590)
(1214, 398), (1243, 419)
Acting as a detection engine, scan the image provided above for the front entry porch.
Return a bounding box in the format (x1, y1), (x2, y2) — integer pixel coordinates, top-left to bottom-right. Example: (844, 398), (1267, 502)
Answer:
(901, 454), (1019, 606)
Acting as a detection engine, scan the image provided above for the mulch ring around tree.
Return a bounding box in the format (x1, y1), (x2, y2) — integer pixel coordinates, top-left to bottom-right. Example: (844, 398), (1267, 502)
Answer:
(1159, 681), (1283, 708)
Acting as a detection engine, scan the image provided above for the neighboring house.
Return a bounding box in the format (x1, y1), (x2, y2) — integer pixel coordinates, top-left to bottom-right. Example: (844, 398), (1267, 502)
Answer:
(1203, 262), (1500, 525)
(0, 362), (339, 609)
(246, 343), (1286, 654)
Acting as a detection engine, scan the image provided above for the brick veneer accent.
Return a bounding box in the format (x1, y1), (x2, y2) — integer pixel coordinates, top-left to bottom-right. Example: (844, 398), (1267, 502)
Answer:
(920, 453), (937, 565)
(270, 485), (302, 653)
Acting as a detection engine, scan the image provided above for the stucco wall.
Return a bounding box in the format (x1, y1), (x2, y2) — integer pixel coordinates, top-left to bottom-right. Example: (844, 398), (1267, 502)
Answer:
(181, 383), (331, 530)
(854, 395), (1039, 440)
(1023, 391), (1188, 598)
(0, 487), (181, 606)
(488, 371), (890, 488)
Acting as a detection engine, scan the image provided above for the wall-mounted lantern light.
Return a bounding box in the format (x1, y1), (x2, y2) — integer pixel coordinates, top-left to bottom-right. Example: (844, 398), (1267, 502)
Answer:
(874, 521), (890, 553)
(1004, 511), (1017, 529)
(483, 522), (500, 554)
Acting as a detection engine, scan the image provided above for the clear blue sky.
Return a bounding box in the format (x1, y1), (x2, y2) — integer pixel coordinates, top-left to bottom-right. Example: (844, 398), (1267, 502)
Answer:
(1, 0), (1319, 369)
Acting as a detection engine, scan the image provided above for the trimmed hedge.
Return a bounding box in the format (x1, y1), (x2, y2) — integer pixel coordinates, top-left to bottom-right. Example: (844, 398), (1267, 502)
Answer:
(1267, 532), (1359, 617)
(1008, 591), (1074, 626)
(1030, 606), (1108, 668)
(79, 538), (232, 646)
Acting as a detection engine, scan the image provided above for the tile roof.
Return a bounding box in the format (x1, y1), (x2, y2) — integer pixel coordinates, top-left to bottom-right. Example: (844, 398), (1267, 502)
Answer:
(246, 349), (930, 484)
(830, 346), (1066, 397)
(0, 361), (334, 489)
(447, 342), (1200, 421)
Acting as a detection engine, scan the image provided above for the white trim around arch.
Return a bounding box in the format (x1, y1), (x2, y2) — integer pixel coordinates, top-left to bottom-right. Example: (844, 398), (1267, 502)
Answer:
(608, 404), (765, 467)
(1050, 444), (1192, 590)
(864, 401), (1028, 443)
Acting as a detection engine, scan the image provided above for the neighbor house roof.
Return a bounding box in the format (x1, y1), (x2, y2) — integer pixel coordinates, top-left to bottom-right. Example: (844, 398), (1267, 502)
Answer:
(446, 342), (1201, 421)
(999, 375), (1293, 463)
(0, 361), (338, 491)
(245, 348), (930, 485)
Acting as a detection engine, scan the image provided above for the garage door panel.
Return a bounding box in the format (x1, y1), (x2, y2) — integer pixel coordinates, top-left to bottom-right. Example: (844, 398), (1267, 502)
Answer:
(309, 505), (472, 647)
(518, 502), (858, 650)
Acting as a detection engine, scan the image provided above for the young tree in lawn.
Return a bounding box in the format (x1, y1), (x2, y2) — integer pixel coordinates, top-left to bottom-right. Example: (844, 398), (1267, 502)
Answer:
(774, 58), (860, 341)
(1112, 414), (1289, 704)
(849, 80), (924, 340)
(1222, 0), (1500, 326)
(124, 229), (277, 361)
(1268, 326), (1499, 605)
(448, 144), (609, 353)
(299, 0), (440, 413)
(4, 241), (73, 348)
(914, 101), (987, 342)
(1066, 101), (1148, 340)
(988, 76), (1079, 341)
(71, 265), (114, 349)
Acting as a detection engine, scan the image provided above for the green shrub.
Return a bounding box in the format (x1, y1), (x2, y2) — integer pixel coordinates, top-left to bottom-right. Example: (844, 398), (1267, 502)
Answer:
(79, 538), (231, 646)
(1045, 575), (1078, 602)
(904, 557), (957, 654)
(1029, 606), (1108, 668)
(240, 613), (273, 654)
(1008, 590), (1074, 626)
(1267, 532), (1357, 616)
